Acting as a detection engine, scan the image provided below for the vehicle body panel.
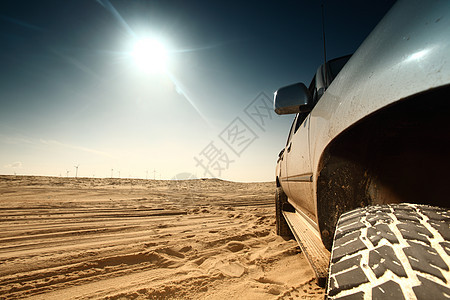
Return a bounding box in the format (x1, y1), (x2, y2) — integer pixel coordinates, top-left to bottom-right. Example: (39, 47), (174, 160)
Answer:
(310, 0), (450, 177)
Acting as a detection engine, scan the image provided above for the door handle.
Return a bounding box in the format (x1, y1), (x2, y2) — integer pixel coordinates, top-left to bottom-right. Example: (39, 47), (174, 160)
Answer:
(287, 143), (292, 153)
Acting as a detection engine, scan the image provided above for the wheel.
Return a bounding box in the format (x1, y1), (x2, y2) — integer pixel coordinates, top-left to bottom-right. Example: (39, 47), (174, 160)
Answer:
(275, 187), (294, 240)
(327, 203), (450, 299)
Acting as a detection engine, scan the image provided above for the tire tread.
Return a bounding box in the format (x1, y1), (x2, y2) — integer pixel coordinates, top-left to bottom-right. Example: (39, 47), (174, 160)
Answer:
(327, 204), (450, 299)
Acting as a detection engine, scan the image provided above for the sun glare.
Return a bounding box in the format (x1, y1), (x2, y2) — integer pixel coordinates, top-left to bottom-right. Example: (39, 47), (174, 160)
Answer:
(132, 38), (168, 73)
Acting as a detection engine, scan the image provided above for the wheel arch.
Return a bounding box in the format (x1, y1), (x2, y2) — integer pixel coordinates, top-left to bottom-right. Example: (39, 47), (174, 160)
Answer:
(316, 84), (450, 250)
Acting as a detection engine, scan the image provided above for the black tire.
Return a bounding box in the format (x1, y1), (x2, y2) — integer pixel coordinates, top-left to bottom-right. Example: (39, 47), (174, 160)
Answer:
(327, 203), (450, 299)
(275, 187), (294, 239)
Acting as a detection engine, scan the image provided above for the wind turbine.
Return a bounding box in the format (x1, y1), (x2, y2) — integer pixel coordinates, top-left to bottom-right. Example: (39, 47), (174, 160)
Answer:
(74, 164), (79, 178)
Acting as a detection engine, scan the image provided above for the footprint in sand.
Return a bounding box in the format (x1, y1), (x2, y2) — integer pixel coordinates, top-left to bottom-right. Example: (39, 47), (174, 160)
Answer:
(226, 241), (246, 252)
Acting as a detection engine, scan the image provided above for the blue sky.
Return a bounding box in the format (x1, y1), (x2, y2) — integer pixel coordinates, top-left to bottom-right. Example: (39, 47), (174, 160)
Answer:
(0, 0), (395, 181)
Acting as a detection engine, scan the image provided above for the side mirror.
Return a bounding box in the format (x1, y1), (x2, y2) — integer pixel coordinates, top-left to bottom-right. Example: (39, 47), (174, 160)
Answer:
(273, 83), (312, 115)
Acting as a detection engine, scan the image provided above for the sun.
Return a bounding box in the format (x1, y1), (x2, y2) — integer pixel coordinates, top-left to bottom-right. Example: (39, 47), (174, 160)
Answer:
(132, 38), (168, 73)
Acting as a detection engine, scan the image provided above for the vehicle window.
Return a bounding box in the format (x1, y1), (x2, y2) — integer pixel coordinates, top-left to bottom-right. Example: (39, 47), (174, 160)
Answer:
(308, 55), (352, 108)
(308, 75), (317, 103)
(328, 55), (351, 82)
(294, 112), (308, 133)
(286, 114), (299, 146)
(299, 55), (352, 124)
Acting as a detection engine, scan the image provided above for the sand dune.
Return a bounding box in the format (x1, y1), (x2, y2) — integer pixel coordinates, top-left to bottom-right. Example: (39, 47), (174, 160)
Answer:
(0, 176), (324, 299)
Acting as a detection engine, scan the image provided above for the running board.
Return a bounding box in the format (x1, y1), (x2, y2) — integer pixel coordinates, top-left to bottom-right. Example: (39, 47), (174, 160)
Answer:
(282, 210), (330, 287)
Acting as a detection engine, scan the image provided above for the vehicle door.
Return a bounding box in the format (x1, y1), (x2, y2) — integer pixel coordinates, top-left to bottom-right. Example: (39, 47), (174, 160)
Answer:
(285, 111), (315, 216)
(284, 57), (350, 217)
(279, 114), (299, 197)
(284, 72), (322, 218)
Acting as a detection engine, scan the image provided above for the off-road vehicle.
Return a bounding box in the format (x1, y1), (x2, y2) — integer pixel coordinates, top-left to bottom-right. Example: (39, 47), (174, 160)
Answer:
(274, 1), (450, 298)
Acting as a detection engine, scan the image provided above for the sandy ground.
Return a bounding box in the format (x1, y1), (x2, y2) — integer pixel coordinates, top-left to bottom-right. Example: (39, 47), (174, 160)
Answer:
(0, 175), (324, 299)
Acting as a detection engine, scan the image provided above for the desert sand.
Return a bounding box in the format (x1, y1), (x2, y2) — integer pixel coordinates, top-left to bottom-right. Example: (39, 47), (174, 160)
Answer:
(0, 175), (324, 299)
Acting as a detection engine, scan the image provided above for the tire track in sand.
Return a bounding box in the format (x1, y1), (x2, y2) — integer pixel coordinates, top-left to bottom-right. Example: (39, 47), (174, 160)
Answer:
(0, 176), (324, 299)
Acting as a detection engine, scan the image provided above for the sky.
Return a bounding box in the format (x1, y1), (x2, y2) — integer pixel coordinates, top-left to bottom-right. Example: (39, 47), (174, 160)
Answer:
(0, 0), (396, 182)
